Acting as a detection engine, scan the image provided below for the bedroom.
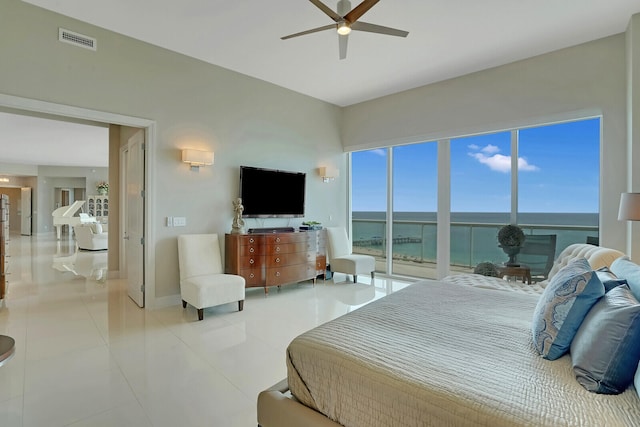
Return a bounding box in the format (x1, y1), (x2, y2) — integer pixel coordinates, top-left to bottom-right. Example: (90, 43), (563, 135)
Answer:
(1, 0), (640, 425)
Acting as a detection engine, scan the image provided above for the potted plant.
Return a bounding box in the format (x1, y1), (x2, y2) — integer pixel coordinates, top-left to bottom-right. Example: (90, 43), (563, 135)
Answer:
(497, 224), (525, 266)
(96, 181), (109, 195)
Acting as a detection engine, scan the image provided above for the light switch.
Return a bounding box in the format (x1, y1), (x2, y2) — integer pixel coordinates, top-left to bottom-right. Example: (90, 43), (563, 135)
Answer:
(173, 217), (186, 227)
(166, 217), (173, 227)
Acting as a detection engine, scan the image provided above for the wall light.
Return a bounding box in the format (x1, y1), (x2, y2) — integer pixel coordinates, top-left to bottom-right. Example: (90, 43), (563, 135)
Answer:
(618, 193), (640, 221)
(318, 166), (339, 183)
(182, 149), (214, 172)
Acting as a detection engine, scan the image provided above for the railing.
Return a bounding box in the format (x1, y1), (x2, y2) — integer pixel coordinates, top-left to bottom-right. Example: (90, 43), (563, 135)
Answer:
(352, 218), (599, 269)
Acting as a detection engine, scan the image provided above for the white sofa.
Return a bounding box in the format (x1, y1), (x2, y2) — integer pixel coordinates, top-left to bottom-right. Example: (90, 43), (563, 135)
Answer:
(73, 223), (108, 251)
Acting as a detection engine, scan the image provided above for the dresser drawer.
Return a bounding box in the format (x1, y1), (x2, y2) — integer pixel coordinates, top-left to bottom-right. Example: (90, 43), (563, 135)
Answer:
(264, 232), (312, 244)
(240, 268), (264, 286)
(266, 264), (315, 286)
(266, 241), (314, 255)
(238, 235), (264, 245)
(238, 255), (264, 269)
(266, 251), (314, 267)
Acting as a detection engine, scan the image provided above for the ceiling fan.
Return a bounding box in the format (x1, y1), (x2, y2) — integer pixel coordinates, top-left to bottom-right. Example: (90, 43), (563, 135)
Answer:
(281, 0), (409, 60)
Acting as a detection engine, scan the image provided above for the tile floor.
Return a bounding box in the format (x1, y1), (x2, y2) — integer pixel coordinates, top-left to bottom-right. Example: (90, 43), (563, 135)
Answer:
(0, 233), (414, 427)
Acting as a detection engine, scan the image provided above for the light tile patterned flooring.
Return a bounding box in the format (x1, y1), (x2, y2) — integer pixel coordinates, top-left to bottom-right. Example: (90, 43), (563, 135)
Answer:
(0, 233), (414, 427)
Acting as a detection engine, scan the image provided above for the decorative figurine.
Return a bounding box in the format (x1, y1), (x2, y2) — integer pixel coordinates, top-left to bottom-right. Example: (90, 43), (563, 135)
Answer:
(231, 198), (245, 234)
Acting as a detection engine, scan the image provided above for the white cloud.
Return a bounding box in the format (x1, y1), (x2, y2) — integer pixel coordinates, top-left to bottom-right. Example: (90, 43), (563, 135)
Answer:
(371, 149), (386, 157)
(518, 157), (539, 172)
(469, 152), (512, 173)
(481, 144), (500, 154)
(467, 144), (540, 173)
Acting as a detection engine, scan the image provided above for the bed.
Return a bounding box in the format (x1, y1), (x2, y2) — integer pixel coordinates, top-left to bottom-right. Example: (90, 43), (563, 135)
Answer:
(257, 244), (640, 427)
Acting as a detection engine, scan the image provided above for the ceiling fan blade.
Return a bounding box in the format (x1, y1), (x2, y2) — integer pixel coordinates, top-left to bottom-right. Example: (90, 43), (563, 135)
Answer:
(281, 24), (336, 40)
(309, 0), (342, 22)
(344, 0), (379, 23)
(339, 34), (348, 60)
(351, 21), (409, 37)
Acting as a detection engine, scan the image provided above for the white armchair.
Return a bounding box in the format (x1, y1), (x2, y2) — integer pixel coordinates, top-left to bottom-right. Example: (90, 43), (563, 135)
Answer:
(73, 223), (108, 251)
(326, 227), (375, 284)
(177, 234), (245, 321)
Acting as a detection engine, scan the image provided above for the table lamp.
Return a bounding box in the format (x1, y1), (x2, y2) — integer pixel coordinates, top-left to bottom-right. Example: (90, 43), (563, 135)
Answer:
(618, 193), (640, 221)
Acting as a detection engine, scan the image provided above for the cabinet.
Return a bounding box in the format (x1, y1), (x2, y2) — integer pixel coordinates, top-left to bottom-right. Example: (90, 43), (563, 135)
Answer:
(225, 230), (326, 294)
(1, 194), (9, 299)
(87, 195), (109, 222)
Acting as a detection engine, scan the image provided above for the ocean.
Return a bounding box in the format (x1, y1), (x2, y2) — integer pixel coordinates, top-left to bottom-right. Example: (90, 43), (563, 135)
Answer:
(352, 211), (598, 267)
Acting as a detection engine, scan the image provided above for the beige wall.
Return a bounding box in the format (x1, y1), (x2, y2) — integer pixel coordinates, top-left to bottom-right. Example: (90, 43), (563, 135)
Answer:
(342, 34), (631, 254)
(0, 0), (344, 304)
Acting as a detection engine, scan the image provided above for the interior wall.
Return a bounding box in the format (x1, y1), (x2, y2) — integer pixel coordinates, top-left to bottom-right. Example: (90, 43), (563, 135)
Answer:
(0, 0), (344, 303)
(342, 33), (629, 254)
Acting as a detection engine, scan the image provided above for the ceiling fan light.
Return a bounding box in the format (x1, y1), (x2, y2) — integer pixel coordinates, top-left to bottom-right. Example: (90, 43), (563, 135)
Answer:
(337, 22), (351, 36)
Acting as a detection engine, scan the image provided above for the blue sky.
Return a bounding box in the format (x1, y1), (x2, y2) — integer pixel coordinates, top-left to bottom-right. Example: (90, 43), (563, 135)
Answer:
(352, 117), (600, 213)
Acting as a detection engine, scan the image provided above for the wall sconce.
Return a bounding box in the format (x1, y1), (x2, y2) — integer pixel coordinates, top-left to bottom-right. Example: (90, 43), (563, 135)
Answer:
(182, 149), (214, 172)
(318, 166), (339, 183)
(618, 193), (640, 221)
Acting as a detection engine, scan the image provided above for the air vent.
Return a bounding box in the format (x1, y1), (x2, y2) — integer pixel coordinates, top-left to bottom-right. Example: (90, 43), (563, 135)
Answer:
(58, 28), (96, 51)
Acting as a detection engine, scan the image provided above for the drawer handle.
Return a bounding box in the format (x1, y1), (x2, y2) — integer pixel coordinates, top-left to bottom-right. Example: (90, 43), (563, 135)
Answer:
(275, 257), (280, 263)
(250, 258), (255, 264)
(276, 237), (281, 243)
(250, 247), (255, 253)
(275, 272), (281, 277)
(249, 273), (255, 278)
(249, 238), (255, 243)
(276, 247), (281, 252)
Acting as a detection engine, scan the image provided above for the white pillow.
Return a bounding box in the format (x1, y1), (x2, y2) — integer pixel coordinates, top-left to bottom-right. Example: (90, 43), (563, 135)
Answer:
(90, 223), (103, 234)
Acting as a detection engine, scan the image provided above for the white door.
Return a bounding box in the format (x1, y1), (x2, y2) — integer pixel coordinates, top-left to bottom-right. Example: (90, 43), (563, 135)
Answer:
(20, 187), (31, 236)
(121, 130), (145, 307)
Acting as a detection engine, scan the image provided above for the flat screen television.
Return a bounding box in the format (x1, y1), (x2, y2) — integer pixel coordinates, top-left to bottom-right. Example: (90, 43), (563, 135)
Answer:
(239, 166), (306, 218)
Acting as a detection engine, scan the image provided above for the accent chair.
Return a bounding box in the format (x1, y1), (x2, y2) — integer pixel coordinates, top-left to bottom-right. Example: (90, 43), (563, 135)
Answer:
(177, 233), (245, 321)
(326, 226), (375, 284)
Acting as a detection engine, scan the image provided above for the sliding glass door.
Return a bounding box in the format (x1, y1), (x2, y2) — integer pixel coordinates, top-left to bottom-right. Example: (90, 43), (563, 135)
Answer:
(350, 117), (600, 279)
(351, 149), (388, 273)
(392, 142), (438, 278)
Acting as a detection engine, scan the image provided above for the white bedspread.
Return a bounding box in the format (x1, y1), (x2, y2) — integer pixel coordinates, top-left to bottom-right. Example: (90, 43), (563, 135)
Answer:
(442, 273), (547, 295)
(286, 280), (640, 427)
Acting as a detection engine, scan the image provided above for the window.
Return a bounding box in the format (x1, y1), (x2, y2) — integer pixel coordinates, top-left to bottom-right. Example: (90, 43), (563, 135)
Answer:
(349, 117), (600, 279)
(392, 142), (438, 278)
(351, 149), (388, 271)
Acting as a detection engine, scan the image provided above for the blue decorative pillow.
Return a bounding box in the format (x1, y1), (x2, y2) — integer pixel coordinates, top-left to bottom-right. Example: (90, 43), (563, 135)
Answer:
(571, 285), (640, 394)
(531, 257), (604, 360)
(635, 362), (640, 399)
(595, 267), (628, 293)
(611, 256), (640, 301)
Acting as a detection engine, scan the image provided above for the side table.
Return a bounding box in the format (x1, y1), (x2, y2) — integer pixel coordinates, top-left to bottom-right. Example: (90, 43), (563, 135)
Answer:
(0, 335), (15, 367)
(497, 264), (531, 285)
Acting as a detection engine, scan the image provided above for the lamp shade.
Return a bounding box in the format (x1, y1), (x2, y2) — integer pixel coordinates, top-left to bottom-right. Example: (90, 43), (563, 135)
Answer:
(618, 193), (640, 221)
(182, 149), (214, 166)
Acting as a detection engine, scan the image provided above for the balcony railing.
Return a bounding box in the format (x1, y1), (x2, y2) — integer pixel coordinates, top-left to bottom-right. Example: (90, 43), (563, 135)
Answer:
(352, 218), (598, 271)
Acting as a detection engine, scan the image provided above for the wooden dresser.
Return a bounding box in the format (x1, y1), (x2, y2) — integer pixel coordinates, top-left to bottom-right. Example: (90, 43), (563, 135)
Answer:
(225, 230), (326, 294)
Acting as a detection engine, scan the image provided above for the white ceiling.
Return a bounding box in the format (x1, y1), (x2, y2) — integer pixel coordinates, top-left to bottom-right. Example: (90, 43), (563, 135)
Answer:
(5, 0), (640, 169)
(0, 111), (109, 169)
(22, 0), (640, 107)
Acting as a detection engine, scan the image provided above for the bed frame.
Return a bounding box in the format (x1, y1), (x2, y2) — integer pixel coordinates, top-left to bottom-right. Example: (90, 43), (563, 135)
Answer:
(258, 379), (340, 427)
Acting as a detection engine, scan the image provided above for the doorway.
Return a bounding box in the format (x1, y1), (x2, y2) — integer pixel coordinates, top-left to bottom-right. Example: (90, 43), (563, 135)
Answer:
(0, 93), (157, 309)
